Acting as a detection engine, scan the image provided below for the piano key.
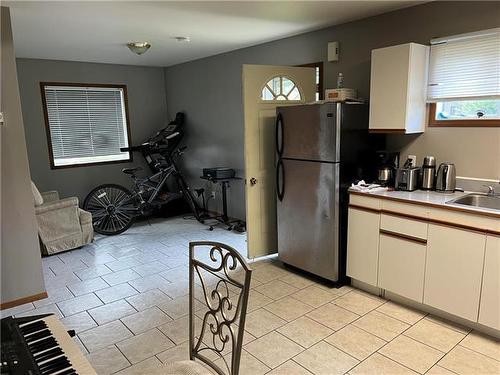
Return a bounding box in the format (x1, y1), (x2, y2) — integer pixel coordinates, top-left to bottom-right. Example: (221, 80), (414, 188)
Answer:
(20, 318), (46, 328)
(54, 369), (77, 375)
(43, 362), (73, 374)
(41, 362), (72, 375)
(25, 329), (52, 343)
(18, 317), (46, 328)
(39, 355), (70, 372)
(28, 336), (58, 351)
(37, 353), (65, 368)
(20, 320), (48, 335)
(34, 347), (64, 362)
(29, 337), (58, 353)
(41, 361), (72, 375)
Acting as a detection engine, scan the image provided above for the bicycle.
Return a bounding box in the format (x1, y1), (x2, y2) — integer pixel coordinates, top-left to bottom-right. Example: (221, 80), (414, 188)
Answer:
(83, 118), (203, 235)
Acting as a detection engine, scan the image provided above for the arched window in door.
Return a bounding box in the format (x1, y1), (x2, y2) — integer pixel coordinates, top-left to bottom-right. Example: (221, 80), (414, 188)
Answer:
(261, 76), (302, 101)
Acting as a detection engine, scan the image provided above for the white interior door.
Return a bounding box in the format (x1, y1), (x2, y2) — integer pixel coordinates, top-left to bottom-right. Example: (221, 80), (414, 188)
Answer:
(243, 64), (316, 259)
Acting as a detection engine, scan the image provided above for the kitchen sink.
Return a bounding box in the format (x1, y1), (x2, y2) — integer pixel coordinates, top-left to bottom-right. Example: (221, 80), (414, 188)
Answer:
(447, 193), (500, 211)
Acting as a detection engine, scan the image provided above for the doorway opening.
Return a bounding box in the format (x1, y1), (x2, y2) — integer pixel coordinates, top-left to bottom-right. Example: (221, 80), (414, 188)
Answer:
(242, 64), (316, 259)
(298, 62), (324, 101)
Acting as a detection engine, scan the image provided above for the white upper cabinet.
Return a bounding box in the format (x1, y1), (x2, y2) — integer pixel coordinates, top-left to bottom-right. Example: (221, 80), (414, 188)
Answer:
(369, 43), (429, 134)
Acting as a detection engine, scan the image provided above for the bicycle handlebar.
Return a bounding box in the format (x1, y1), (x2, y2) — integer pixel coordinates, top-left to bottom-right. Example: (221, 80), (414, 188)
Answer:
(120, 144), (187, 154)
(120, 144), (148, 152)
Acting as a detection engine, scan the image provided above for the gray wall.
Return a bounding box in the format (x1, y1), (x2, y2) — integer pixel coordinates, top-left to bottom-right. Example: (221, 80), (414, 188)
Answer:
(1, 7), (45, 304)
(165, 1), (500, 220)
(17, 58), (169, 202)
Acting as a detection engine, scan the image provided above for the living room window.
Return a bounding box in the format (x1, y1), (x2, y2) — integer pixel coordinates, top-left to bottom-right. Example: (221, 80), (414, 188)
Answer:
(427, 28), (500, 127)
(40, 82), (132, 168)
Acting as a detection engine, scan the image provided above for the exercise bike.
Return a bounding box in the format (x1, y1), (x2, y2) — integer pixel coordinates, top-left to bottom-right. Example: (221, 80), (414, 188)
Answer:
(83, 113), (203, 235)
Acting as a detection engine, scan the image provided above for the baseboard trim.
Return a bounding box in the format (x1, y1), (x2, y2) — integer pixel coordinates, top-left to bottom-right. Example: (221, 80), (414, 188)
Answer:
(0, 292), (48, 310)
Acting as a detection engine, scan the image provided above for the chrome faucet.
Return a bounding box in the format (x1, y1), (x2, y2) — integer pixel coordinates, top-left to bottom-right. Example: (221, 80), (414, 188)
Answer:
(483, 185), (496, 196)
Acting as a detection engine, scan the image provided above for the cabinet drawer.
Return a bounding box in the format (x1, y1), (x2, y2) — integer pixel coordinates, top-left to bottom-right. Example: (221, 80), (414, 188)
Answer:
(380, 214), (428, 240)
(378, 234), (426, 302)
(349, 194), (381, 210)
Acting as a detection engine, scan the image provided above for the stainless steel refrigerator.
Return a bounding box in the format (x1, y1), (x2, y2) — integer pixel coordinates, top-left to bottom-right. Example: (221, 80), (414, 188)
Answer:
(276, 102), (381, 283)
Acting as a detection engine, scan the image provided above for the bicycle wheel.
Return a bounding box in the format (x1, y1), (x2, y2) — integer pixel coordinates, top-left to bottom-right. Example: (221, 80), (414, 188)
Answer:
(83, 184), (137, 235)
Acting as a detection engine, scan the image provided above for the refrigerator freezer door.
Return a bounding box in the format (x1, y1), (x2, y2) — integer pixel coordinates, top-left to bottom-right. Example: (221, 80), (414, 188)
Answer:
(277, 103), (340, 162)
(277, 158), (340, 281)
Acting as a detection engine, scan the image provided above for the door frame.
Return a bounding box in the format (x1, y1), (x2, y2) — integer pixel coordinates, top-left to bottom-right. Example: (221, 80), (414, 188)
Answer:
(242, 64), (316, 259)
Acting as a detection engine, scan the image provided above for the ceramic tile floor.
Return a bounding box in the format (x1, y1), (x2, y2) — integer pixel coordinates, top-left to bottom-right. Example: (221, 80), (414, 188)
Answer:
(2, 216), (499, 375)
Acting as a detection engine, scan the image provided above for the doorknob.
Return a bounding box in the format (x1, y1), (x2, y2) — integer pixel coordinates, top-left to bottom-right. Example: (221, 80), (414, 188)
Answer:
(250, 177), (257, 186)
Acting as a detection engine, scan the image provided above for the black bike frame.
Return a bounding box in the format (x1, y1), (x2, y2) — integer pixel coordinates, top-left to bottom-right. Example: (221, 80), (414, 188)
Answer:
(127, 153), (202, 222)
(132, 165), (175, 205)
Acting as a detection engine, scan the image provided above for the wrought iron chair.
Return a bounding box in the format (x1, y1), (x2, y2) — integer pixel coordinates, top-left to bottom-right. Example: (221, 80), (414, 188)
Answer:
(158, 241), (252, 375)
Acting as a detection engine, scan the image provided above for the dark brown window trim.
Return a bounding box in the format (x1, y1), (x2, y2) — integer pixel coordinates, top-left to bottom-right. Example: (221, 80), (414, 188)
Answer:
(428, 103), (500, 128)
(40, 82), (133, 170)
(297, 62), (324, 100)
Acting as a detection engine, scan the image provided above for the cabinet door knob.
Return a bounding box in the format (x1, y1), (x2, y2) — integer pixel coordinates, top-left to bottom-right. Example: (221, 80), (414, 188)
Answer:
(250, 177), (257, 186)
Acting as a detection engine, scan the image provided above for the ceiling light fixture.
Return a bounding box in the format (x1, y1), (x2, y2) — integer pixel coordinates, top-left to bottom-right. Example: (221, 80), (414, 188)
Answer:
(126, 41), (151, 55)
(174, 36), (190, 43)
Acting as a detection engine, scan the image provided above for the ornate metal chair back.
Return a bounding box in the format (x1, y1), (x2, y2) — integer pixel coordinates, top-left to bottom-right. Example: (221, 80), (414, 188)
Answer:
(189, 241), (252, 375)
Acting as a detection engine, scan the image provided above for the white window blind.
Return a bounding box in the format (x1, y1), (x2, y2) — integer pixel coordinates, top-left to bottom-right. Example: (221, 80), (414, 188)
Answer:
(427, 28), (500, 102)
(43, 85), (130, 167)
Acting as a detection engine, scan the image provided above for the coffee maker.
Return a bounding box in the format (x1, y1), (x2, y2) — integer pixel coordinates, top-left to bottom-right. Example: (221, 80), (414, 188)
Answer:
(375, 151), (400, 187)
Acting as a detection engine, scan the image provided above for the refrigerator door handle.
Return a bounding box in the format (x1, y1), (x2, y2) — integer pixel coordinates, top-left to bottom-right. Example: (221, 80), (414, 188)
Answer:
(276, 112), (284, 157)
(276, 158), (285, 201)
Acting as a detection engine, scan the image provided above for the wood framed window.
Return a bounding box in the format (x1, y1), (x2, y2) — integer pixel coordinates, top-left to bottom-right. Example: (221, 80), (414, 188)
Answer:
(428, 100), (500, 127)
(427, 28), (500, 128)
(40, 82), (132, 169)
(298, 62), (324, 100)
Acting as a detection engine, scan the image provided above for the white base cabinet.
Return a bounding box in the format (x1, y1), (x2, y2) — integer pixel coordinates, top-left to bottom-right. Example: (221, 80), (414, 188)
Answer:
(347, 193), (500, 332)
(378, 233), (426, 302)
(423, 224), (486, 322)
(346, 208), (380, 286)
(478, 236), (500, 330)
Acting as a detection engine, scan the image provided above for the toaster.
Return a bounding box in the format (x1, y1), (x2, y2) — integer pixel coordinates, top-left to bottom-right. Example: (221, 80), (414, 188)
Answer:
(395, 167), (421, 191)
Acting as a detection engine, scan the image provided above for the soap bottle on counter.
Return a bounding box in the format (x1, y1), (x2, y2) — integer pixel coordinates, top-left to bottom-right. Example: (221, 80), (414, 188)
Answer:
(337, 73), (344, 89)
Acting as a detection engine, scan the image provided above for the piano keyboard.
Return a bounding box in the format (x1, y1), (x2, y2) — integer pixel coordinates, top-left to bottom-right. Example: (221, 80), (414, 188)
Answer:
(1, 314), (96, 375)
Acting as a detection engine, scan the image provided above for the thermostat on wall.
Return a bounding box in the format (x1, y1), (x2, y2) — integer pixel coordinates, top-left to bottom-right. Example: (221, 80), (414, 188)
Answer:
(328, 41), (339, 62)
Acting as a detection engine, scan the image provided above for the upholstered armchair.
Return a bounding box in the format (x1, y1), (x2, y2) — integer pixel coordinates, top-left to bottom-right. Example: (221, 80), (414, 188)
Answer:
(31, 182), (94, 255)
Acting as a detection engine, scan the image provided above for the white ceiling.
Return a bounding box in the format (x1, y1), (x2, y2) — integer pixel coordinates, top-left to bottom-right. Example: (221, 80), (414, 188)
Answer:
(6, 1), (423, 67)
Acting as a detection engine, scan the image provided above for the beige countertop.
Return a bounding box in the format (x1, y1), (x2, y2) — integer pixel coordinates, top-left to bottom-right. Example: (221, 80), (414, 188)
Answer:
(348, 188), (500, 219)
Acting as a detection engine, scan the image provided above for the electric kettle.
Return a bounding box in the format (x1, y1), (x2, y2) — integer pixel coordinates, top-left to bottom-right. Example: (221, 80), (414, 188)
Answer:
(435, 163), (456, 192)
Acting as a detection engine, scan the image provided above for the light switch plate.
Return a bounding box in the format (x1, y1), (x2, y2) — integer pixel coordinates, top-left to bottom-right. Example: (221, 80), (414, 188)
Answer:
(328, 41), (339, 62)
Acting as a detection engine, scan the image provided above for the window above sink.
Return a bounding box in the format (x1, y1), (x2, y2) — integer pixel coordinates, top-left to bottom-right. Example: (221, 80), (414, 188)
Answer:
(427, 28), (500, 128)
